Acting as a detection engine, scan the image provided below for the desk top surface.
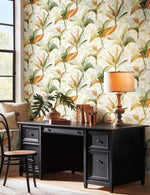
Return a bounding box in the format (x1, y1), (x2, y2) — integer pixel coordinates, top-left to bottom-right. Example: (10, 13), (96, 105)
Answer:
(18, 120), (148, 131)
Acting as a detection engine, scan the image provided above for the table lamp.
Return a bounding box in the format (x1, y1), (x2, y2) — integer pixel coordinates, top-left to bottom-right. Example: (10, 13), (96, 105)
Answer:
(104, 71), (135, 127)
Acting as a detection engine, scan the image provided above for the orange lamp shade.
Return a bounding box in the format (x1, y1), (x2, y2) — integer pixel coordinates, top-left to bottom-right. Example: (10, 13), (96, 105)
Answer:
(104, 71), (135, 92)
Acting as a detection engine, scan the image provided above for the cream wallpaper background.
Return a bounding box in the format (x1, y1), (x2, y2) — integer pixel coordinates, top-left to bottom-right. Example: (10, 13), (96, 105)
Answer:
(23, 0), (150, 170)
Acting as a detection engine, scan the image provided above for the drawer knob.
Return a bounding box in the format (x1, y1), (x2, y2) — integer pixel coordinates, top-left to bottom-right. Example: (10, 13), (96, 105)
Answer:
(97, 139), (104, 144)
(29, 133), (34, 136)
(75, 130), (82, 135)
(97, 159), (103, 164)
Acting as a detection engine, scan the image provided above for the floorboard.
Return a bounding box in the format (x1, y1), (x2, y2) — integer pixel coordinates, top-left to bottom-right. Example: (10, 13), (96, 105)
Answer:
(2, 167), (150, 195)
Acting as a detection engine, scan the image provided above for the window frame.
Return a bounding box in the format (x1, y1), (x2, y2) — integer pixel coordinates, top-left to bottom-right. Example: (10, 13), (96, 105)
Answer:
(0, 0), (16, 102)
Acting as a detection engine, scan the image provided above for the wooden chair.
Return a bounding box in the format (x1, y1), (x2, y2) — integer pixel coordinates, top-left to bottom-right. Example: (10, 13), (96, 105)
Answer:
(0, 113), (37, 193)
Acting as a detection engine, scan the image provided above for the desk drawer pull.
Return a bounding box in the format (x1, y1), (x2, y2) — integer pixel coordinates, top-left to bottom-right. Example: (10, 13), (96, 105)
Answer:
(97, 139), (104, 144)
(97, 159), (103, 164)
(29, 133), (34, 137)
(75, 130), (82, 135)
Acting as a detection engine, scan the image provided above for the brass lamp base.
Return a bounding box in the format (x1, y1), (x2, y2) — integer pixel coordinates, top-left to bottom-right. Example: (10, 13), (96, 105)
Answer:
(113, 92), (125, 127)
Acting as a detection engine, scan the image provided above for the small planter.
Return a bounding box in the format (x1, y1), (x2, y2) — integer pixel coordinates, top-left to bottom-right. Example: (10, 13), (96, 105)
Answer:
(47, 108), (60, 123)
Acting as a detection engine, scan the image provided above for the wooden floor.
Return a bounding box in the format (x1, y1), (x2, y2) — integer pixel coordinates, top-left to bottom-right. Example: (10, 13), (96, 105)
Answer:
(2, 168), (150, 195)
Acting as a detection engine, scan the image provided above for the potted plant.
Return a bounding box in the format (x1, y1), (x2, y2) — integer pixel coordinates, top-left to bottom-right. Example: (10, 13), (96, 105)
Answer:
(30, 92), (75, 121)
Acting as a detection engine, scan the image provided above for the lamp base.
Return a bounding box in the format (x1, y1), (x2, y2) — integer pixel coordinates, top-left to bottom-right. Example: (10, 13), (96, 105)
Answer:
(113, 107), (125, 127)
(113, 120), (124, 127)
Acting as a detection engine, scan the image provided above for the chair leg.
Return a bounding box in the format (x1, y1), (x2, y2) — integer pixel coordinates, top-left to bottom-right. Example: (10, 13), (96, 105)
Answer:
(25, 157), (30, 193)
(3, 158), (10, 186)
(0, 156), (4, 177)
(32, 156), (36, 187)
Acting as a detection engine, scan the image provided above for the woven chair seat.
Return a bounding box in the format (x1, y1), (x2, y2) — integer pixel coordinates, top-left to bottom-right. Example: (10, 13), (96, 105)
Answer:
(4, 150), (37, 156)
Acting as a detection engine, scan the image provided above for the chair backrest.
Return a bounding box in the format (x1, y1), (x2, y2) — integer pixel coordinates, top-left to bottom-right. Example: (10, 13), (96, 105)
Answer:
(0, 113), (11, 151)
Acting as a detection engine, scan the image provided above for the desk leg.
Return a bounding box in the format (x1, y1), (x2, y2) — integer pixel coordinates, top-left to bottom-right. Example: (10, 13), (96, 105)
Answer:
(84, 181), (87, 188)
(110, 186), (113, 193)
(141, 179), (145, 185)
(39, 173), (43, 180)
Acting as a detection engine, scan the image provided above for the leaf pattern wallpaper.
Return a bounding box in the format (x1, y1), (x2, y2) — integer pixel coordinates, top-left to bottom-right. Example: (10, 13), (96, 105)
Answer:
(24, 0), (150, 170)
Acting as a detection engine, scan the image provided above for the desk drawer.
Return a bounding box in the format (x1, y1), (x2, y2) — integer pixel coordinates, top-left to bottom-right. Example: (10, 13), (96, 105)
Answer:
(88, 131), (108, 150)
(43, 127), (83, 136)
(22, 125), (39, 143)
(88, 152), (109, 181)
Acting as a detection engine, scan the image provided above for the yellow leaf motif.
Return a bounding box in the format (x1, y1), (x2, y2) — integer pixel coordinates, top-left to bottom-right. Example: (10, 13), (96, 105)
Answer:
(139, 69), (145, 77)
(115, 47), (118, 63)
(35, 24), (41, 28)
(90, 80), (100, 87)
(56, 27), (61, 33)
(108, 5), (115, 16)
(55, 16), (63, 24)
(103, 24), (117, 37)
(70, 75), (76, 86)
(106, 14), (113, 19)
(34, 115), (44, 121)
(133, 114), (139, 121)
(146, 48), (150, 58)
(116, 0), (118, 15)
(139, 118), (146, 124)
(139, 20), (146, 28)
(43, 53), (46, 67)
(24, 81), (31, 86)
(106, 106), (113, 111)
(24, 41), (31, 47)
(66, 51), (78, 62)
(33, 0), (39, 3)
(92, 90), (97, 96)
(130, 54), (143, 63)
(55, 59), (63, 66)
(106, 59), (113, 66)
(70, 32), (76, 42)
(37, 16), (42, 24)
(37, 56), (42, 65)
(76, 28), (80, 44)
(131, 102), (143, 111)
(66, 7), (78, 19)
(146, 0), (150, 8)
(35, 64), (41, 69)
(43, 12), (45, 25)
(133, 17), (139, 23)
(33, 74), (44, 84)
(56, 69), (61, 75)
(146, 98), (150, 107)
(133, 66), (139, 72)
(71, 95), (78, 102)
(76, 72), (79, 87)
(131, 5), (143, 15)
(92, 0), (97, 6)
(68, 83), (74, 89)
(90, 34), (100, 42)
(24, 2), (31, 8)
(108, 97), (115, 108)
(68, 40), (74, 46)
(92, 45), (97, 51)
(33, 33), (44, 44)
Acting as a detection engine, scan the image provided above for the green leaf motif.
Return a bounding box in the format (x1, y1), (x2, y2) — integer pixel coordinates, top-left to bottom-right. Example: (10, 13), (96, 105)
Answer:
(83, 63), (94, 72)
(49, 44), (58, 52)
(49, 2), (58, 11)
(84, 18), (94, 27)
(123, 37), (135, 46)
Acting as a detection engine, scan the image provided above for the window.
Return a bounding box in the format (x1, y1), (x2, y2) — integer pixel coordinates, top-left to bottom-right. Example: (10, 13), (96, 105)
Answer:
(0, 0), (15, 102)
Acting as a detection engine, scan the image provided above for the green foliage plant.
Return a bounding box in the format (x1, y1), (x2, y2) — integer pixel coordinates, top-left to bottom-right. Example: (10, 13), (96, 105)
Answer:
(31, 92), (75, 120)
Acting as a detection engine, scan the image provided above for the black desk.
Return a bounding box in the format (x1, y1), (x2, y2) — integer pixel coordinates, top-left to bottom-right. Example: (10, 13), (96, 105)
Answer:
(19, 121), (146, 193)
